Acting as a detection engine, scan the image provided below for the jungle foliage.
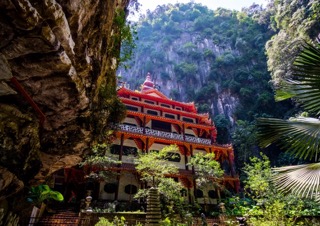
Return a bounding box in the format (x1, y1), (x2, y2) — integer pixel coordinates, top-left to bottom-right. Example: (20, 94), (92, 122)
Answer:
(228, 154), (320, 225)
(122, 2), (293, 123)
(265, 0), (320, 86)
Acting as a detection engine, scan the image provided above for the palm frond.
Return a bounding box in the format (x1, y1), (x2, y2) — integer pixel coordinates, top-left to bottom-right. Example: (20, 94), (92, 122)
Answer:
(277, 43), (320, 114)
(257, 117), (320, 160)
(272, 163), (320, 201)
(275, 88), (295, 101)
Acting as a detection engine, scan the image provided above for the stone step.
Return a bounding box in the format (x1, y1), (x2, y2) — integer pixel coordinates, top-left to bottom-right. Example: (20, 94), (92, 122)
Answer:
(146, 216), (161, 219)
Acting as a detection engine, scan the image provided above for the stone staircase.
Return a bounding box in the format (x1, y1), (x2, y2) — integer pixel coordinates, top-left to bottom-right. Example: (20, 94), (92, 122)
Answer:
(35, 205), (79, 226)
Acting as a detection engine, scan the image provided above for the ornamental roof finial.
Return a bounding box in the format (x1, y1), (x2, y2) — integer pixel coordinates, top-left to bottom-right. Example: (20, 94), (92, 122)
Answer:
(141, 72), (155, 93)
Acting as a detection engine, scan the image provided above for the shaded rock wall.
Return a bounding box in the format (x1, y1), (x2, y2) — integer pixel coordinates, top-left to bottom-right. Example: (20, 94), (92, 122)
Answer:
(120, 30), (240, 126)
(0, 0), (130, 193)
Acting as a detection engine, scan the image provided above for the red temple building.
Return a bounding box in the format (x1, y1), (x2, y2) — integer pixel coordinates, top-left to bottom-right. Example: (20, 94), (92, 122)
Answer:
(97, 74), (240, 206)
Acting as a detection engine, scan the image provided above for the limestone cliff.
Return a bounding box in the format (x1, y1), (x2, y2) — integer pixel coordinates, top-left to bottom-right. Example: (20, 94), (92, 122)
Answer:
(119, 3), (284, 129)
(0, 0), (132, 214)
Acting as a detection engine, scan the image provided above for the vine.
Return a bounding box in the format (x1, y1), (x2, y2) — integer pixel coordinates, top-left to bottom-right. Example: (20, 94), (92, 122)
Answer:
(113, 8), (137, 69)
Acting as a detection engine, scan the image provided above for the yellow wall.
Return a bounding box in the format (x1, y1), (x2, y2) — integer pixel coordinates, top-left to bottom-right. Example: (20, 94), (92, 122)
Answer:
(118, 173), (140, 201)
(123, 117), (137, 126)
(99, 181), (117, 200)
(185, 128), (195, 136)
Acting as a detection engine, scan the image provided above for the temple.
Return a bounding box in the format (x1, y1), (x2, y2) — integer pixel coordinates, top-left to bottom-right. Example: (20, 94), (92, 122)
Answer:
(98, 74), (240, 206)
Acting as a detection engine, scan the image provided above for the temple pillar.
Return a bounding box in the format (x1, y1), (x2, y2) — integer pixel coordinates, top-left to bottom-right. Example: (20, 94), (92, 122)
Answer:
(183, 124), (185, 140)
(119, 134), (124, 161)
(143, 116), (146, 134)
(188, 188), (192, 204)
(184, 147), (188, 170)
(146, 138), (149, 153)
(210, 129), (216, 144)
(115, 134), (124, 200)
(190, 145), (197, 200)
(115, 175), (120, 201)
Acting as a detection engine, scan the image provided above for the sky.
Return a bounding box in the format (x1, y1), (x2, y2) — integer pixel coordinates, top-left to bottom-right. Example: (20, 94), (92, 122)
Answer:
(129, 0), (268, 21)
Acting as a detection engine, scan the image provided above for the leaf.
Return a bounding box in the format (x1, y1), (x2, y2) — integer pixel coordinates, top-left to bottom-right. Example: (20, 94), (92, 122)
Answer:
(257, 117), (320, 160)
(284, 43), (320, 115)
(272, 163), (320, 201)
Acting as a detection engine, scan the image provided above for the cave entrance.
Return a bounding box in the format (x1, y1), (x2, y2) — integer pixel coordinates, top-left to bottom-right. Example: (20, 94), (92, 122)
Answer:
(52, 167), (88, 210)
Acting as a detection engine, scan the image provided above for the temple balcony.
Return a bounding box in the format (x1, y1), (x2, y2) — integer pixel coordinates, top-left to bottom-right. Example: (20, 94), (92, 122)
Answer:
(118, 124), (212, 145)
(185, 135), (211, 145)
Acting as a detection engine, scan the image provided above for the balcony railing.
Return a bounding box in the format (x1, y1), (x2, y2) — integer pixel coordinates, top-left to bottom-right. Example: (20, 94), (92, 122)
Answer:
(185, 135), (211, 145)
(119, 124), (144, 134)
(145, 128), (184, 140)
(118, 124), (212, 145)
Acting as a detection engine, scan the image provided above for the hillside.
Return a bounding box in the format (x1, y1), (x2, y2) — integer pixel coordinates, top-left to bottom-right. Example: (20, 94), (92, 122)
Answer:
(119, 3), (293, 134)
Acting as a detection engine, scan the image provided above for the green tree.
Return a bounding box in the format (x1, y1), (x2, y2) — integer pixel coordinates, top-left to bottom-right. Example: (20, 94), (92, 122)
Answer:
(174, 62), (198, 82)
(242, 154), (302, 226)
(232, 120), (258, 170)
(188, 152), (223, 189)
(114, 9), (137, 69)
(170, 9), (184, 22)
(265, 0), (320, 86)
(80, 143), (121, 180)
(214, 114), (230, 144)
(134, 145), (183, 201)
(244, 154), (273, 199)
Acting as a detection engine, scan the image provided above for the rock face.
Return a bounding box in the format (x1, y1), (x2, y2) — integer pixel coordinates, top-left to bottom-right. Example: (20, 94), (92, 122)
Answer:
(0, 167), (24, 201)
(0, 0), (131, 200)
(120, 29), (242, 124)
(119, 4), (274, 128)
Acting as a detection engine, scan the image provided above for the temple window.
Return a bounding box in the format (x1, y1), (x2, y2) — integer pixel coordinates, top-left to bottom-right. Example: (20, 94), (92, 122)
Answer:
(144, 100), (155, 105)
(182, 117), (194, 123)
(164, 113), (175, 119)
(110, 145), (137, 156)
(161, 103), (171, 108)
(124, 184), (138, 194)
(123, 122), (137, 127)
(151, 120), (171, 132)
(126, 105), (139, 112)
(195, 189), (204, 198)
(176, 107), (182, 111)
(180, 189), (187, 197)
(131, 97), (139, 101)
(208, 190), (218, 199)
(165, 152), (181, 162)
(147, 110), (158, 116)
(104, 183), (117, 193)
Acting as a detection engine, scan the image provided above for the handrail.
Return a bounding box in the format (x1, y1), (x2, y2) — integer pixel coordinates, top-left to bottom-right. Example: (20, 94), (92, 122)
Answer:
(118, 124), (211, 145)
